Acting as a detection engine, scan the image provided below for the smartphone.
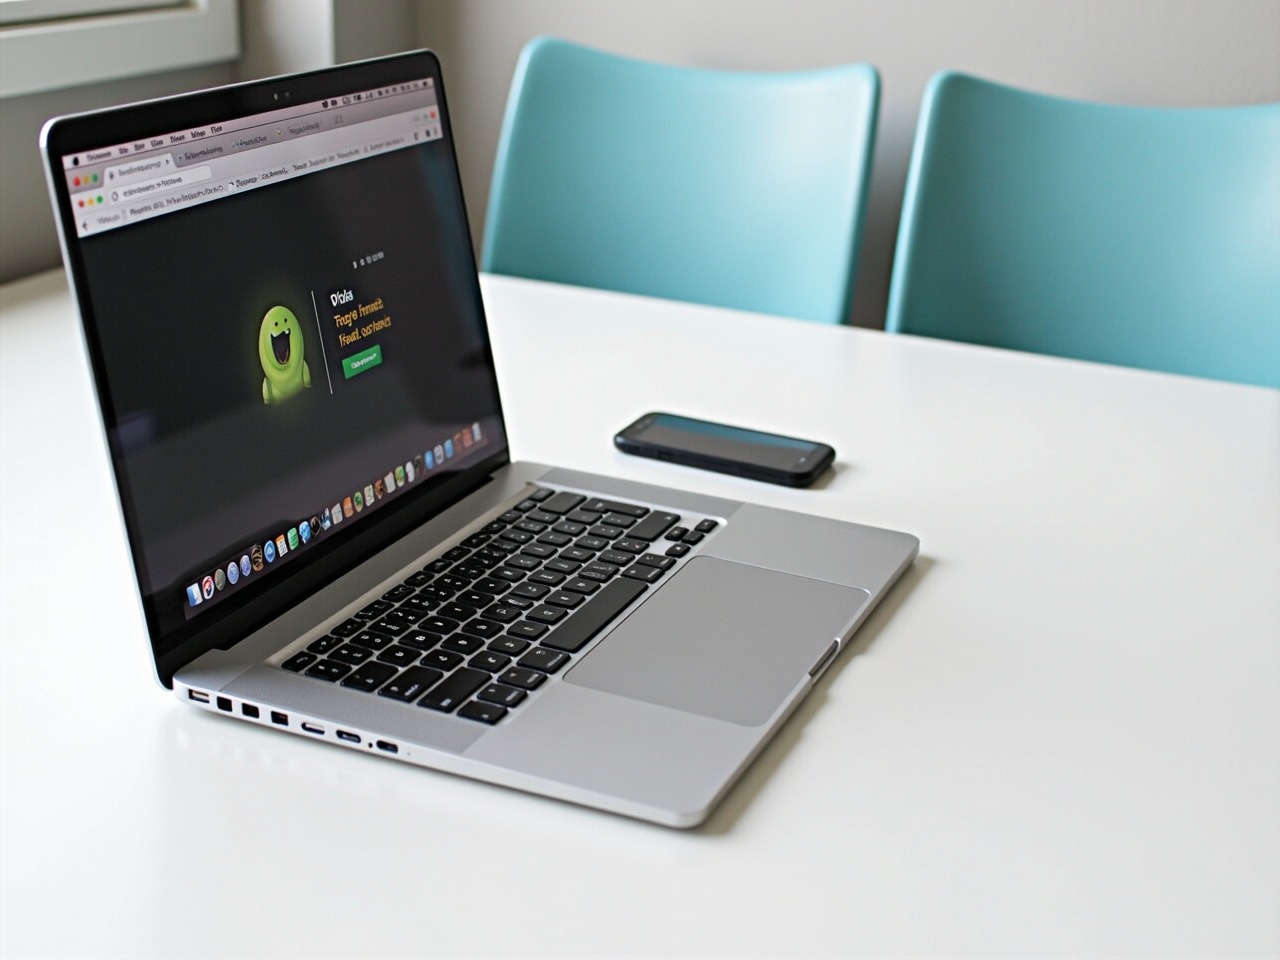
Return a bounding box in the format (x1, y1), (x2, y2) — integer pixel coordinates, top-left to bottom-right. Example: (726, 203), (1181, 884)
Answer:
(614, 412), (836, 487)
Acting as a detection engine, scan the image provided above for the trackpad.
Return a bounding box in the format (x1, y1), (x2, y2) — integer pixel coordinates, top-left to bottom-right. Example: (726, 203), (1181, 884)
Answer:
(565, 557), (868, 727)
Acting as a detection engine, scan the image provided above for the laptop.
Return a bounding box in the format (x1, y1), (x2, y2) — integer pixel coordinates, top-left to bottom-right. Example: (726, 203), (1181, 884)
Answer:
(41, 50), (918, 828)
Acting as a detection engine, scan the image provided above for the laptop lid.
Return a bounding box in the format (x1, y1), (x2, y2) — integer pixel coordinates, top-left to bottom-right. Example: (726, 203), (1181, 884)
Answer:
(41, 51), (509, 687)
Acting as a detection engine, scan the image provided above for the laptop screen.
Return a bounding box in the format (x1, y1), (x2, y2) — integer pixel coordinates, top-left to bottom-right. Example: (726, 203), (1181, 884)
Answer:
(42, 52), (508, 678)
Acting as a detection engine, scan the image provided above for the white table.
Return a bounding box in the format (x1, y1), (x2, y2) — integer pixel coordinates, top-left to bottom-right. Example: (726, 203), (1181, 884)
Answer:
(3, 269), (1277, 957)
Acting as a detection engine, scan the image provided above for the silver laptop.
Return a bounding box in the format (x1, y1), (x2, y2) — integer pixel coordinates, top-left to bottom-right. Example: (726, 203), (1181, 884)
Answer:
(41, 50), (918, 828)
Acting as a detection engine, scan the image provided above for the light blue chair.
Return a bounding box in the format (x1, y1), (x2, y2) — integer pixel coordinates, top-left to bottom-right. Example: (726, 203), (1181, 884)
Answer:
(886, 71), (1280, 388)
(482, 37), (880, 325)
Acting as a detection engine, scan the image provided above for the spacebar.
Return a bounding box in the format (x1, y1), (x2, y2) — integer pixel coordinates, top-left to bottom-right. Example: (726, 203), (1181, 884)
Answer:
(540, 578), (648, 652)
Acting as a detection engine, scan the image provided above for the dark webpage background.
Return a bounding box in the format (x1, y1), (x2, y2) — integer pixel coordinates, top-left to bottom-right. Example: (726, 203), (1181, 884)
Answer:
(79, 142), (504, 596)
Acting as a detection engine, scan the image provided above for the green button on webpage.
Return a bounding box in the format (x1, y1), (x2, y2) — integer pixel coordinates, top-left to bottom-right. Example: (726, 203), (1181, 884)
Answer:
(342, 344), (382, 379)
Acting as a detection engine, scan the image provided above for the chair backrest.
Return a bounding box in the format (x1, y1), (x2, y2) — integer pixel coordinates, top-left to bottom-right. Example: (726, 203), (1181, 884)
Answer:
(482, 37), (880, 325)
(886, 71), (1280, 388)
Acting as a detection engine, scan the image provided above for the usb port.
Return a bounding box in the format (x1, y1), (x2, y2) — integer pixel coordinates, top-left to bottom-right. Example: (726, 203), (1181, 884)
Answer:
(241, 704), (260, 719)
(271, 711), (288, 726)
(375, 740), (398, 754)
(336, 730), (360, 744)
(216, 696), (233, 713)
(187, 689), (210, 704)
(300, 722), (324, 736)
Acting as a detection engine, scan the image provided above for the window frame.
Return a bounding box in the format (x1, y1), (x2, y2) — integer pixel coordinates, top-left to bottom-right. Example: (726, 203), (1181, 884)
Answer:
(0, 0), (239, 99)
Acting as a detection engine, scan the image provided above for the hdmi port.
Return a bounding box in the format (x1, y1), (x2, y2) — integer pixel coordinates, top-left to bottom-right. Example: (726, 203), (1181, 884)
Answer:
(300, 722), (324, 736)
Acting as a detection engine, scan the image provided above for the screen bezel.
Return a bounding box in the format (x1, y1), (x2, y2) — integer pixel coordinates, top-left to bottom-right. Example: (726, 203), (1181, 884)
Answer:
(41, 50), (510, 687)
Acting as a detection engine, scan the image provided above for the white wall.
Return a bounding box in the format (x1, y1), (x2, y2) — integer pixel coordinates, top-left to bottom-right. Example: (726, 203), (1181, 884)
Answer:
(417, 0), (1280, 327)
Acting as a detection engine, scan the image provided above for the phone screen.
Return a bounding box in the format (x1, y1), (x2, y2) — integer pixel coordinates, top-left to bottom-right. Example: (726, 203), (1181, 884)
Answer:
(615, 413), (834, 486)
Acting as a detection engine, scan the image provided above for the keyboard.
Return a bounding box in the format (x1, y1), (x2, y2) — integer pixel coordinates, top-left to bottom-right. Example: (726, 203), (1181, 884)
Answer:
(278, 487), (720, 724)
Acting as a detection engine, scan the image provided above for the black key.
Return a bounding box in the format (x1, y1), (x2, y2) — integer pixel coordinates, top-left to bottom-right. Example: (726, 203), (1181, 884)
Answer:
(575, 535), (609, 551)
(579, 562), (619, 582)
(330, 618), (362, 638)
(559, 546), (595, 564)
(483, 520), (509, 534)
(544, 558), (581, 575)
(598, 550), (634, 566)
(541, 578), (647, 653)
(356, 598), (393, 620)
(601, 513), (637, 528)
(488, 636), (531, 655)
(376, 645), (420, 668)
(422, 649), (463, 671)
(366, 617), (410, 637)
(282, 651), (317, 672)
(506, 621), (549, 641)
(419, 668), (489, 712)
(589, 524), (624, 540)
(665, 543), (691, 558)
(469, 650), (511, 673)
(637, 553), (677, 570)
(305, 660), (351, 682)
(399, 598), (435, 619)
(681, 530), (705, 545)
(418, 584), (455, 603)
(456, 591), (491, 609)
(628, 511), (681, 542)
(435, 574), (471, 592)
(451, 562), (488, 580)
(504, 554), (542, 571)
(562, 577), (601, 595)
(526, 605), (568, 626)
(441, 633), (486, 655)
(419, 615), (460, 635)
(480, 603), (522, 624)
(492, 566), (528, 583)
(511, 581), (551, 600)
(612, 539), (648, 555)
(497, 510), (523, 524)
(527, 570), (565, 587)
(694, 519), (719, 534)
(665, 527), (689, 542)
(329, 643), (374, 665)
(460, 618), (504, 640)
(398, 630), (442, 652)
(536, 531), (573, 548)
(439, 602), (478, 621)
(499, 529), (534, 545)
(515, 519), (548, 535)
(545, 591), (584, 609)
(622, 563), (664, 584)
(467, 549), (504, 570)
(518, 647), (569, 674)
(521, 543), (557, 559)
(551, 520), (587, 536)
(582, 498), (648, 518)
(461, 532), (492, 549)
(477, 683), (527, 707)
(379, 665), (443, 702)
(382, 584), (416, 603)
(458, 700), (507, 725)
(538, 491), (586, 515)
(513, 498), (538, 512)
(349, 630), (394, 651)
(504, 596), (534, 610)
(497, 667), (546, 691)
(424, 558), (452, 573)
(403, 571), (433, 587)
(307, 634), (343, 655)
(527, 487), (554, 502)
(442, 546), (471, 562)
(341, 661), (397, 693)
(566, 509), (604, 525)
(526, 510), (558, 524)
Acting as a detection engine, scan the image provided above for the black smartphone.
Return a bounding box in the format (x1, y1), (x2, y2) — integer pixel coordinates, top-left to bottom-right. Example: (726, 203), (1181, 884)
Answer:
(614, 412), (836, 487)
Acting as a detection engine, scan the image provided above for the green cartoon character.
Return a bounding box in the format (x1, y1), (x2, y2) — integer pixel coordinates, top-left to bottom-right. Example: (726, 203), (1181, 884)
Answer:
(258, 305), (312, 404)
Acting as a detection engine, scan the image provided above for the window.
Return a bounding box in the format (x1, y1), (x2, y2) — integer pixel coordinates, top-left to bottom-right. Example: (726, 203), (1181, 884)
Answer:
(0, 0), (238, 99)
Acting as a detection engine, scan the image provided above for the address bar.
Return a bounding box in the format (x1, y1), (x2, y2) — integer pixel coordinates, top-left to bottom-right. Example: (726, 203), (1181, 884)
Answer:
(108, 165), (211, 205)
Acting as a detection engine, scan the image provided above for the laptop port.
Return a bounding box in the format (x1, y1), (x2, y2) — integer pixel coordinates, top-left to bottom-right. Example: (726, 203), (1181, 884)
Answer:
(187, 689), (210, 704)
(300, 722), (324, 736)
(241, 703), (260, 719)
(271, 711), (288, 726)
(375, 740), (398, 754)
(216, 696), (233, 713)
(336, 730), (360, 744)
